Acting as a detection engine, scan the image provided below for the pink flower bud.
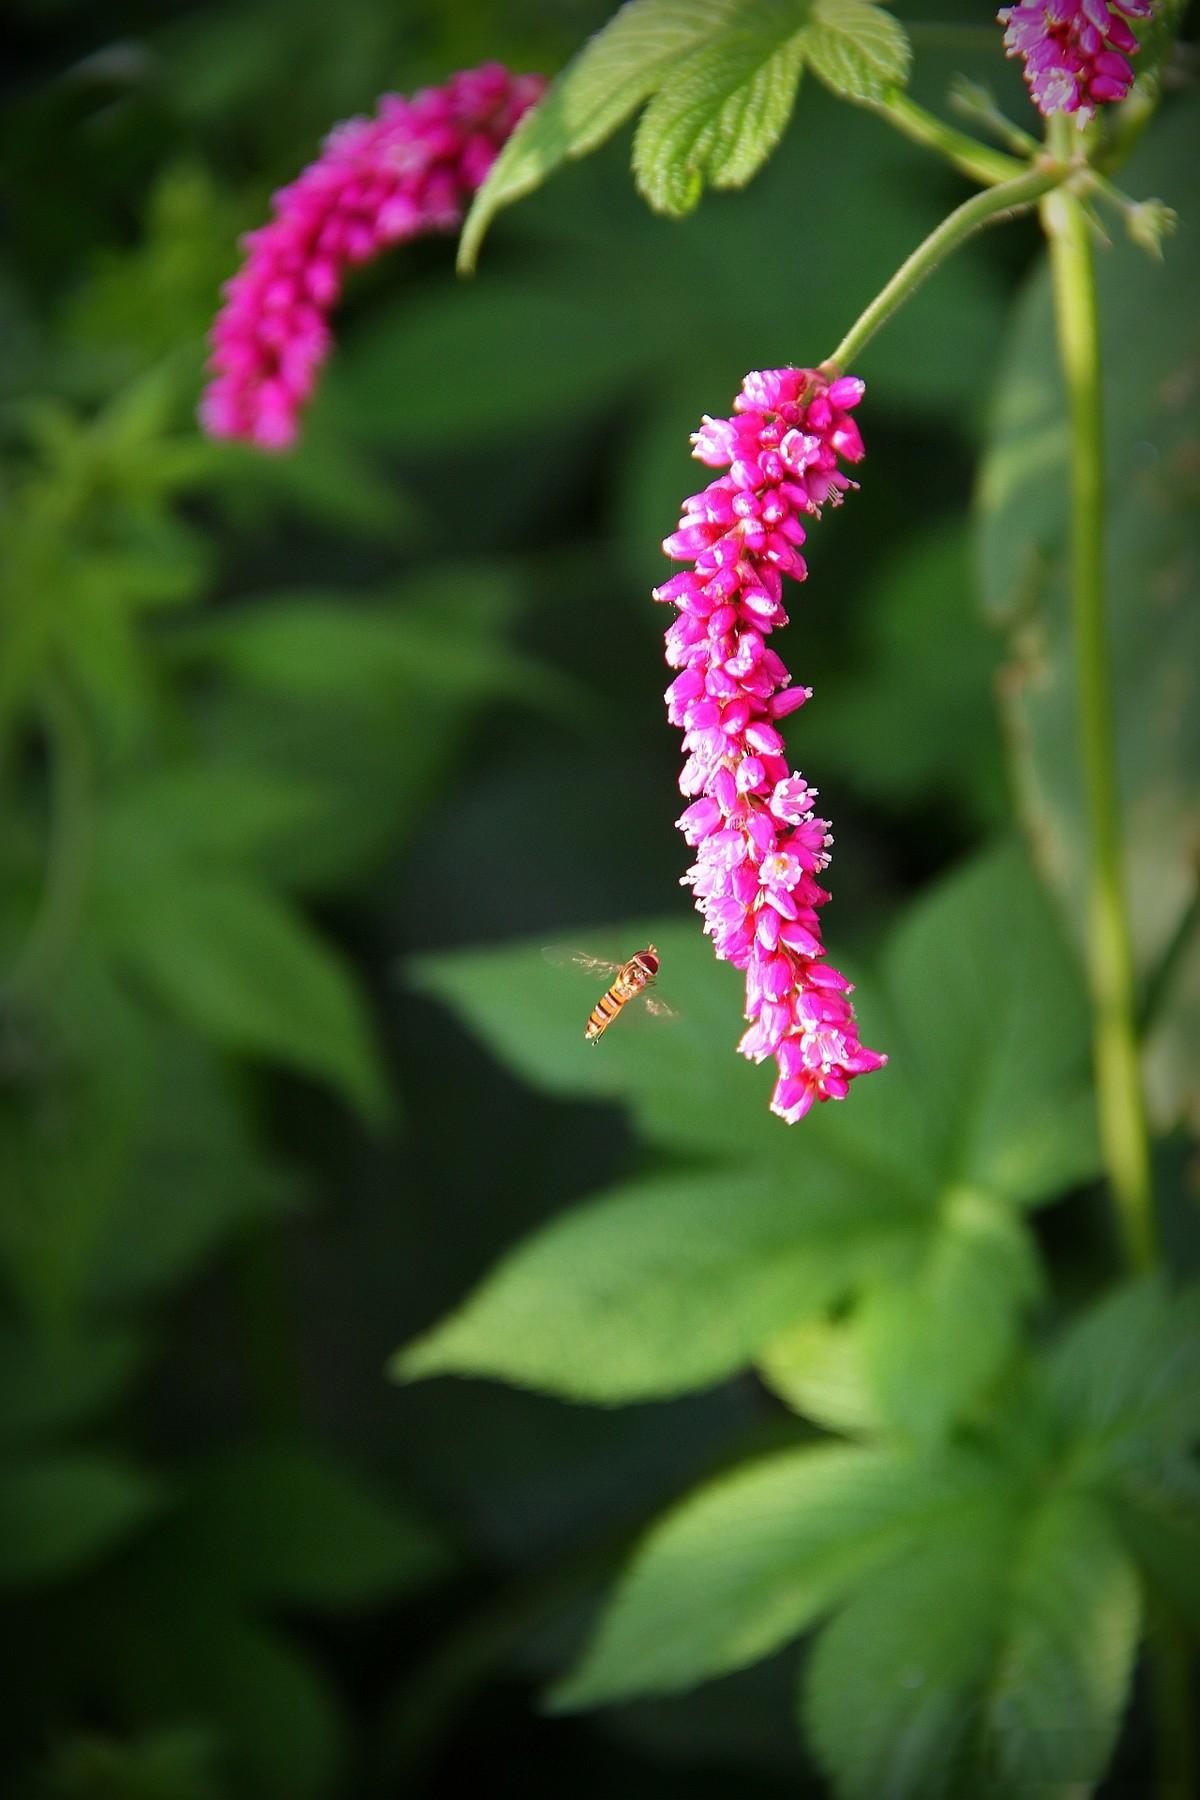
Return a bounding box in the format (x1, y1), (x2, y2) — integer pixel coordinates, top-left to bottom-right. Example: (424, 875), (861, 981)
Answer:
(201, 66), (545, 448)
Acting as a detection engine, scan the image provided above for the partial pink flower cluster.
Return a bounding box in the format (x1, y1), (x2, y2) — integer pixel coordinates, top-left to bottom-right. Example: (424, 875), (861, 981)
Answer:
(655, 368), (886, 1124)
(999, 0), (1151, 124)
(200, 63), (544, 450)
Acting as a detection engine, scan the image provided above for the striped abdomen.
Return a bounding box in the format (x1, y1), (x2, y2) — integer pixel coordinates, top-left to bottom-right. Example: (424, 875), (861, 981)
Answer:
(584, 949), (658, 1044)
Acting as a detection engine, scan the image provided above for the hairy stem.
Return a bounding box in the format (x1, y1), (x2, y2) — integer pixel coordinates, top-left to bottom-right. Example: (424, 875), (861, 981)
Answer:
(824, 162), (1063, 374)
(1042, 149), (1156, 1274)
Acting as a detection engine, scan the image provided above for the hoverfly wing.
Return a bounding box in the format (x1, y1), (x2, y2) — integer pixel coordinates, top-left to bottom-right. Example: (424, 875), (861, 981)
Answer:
(541, 945), (624, 979)
(642, 994), (681, 1022)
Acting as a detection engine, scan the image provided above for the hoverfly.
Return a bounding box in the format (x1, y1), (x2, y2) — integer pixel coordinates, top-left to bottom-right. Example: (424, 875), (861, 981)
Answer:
(542, 945), (676, 1044)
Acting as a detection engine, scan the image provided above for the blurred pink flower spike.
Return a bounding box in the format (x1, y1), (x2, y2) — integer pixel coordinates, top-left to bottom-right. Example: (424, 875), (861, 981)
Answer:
(656, 368), (887, 1124)
(998, 0), (1152, 125)
(200, 63), (544, 450)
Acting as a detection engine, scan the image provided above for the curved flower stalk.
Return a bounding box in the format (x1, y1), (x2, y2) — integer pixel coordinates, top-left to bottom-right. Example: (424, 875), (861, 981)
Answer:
(656, 368), (886, 1124)
(999, 0), (1152, 124)
(200, 63), (544, 450)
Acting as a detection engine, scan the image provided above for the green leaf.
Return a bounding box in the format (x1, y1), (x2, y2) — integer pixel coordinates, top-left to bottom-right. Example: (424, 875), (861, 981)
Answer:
(40, 1016), (294, 1311)
(107, 1600), (346, 1800)
(99, 764), (327, 874)
(1043, 1278), (1200, 1474)
(0, 1321), (145, 1442)
(42, 1725), (222, 1800)
(1145, 916), (1200, 1136)
(459, 0), (747, 269)
(171, 568), (550, 892)
(1109, 1463), (1200, 1634)
(800, 0), (911, 103)
(406, 844), (1089, 1417)
(101, 873), (388, 1122)
(978, 1491), (1142, 1796)
(855, 1187), (1042, 1444)
(757, 1313), (882, 1435)
(877, 840), (1098, 1205)
(802, 1487), (1141, 1799)
(394, 1167), (918, 1404)
(0, 1453), (162, 1587)
(172, 1443), (454, 1608)
(632, 13), (806, 219)
(174, 583), (578, 717)
(811, 523), (1006, 829)
(803, 1499), (1015, 1797)
(975, 100), (1200, 1129)
(550, 1441), (998, 1708)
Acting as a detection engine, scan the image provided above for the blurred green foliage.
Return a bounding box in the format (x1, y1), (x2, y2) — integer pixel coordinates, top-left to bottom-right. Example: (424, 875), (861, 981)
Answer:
(1, 1), (1196, 1796)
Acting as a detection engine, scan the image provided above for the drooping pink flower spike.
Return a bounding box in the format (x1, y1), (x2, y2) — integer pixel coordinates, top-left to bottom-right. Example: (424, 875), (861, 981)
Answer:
(998, 0), (1152, 126)
(655, 367), (887, 1124)
(200, 63), (544, 450)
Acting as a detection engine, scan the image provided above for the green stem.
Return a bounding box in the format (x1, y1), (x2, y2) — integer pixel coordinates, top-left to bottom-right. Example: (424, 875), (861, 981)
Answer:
(824, 162), (1063, 374)
(2, 677), (94, 1004)
(867, 89), (1028, 187)
(1042, 134), (1156, 1275)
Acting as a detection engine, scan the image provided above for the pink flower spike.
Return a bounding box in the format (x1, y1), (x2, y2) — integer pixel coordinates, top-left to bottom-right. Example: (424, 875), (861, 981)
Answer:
(998, 0), (1149, 124)
(200, 65), (545, 450)
(655, 366), (886, 1122)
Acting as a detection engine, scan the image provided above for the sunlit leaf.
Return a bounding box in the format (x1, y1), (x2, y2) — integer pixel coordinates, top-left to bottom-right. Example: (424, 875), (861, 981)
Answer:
(1043, 1278), (1200, 1474)
(405, 844), (1091, 1416)
(459, 0), (747, 269)
(800, 0), (910, 103)
(632, 15), (806, 218)
(551, 1441), (999, 1707)
(394, 1167), (920, 1403)
(757, 1314), (882, 1435)
(802, 1488), (1141, 1799)
(855, 1187), (1042, 1443)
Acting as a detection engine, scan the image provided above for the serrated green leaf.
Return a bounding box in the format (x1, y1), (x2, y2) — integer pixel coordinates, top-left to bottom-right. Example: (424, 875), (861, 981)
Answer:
(979, 1492), (1141, 1796)
(803, 1488), (1141, 1799)
(459, 0), (747, 269)
(856, 1187), (1042, 1443)
(100, 873), (389, 1122)
(394, 1166), (919, 1404)
(405, 844), (1089, 1417)
(169, 1444), (453, 1608)
(0, 1453), (162, 1586)
(551, 1441), (998, 1708)
(633, 10), (806, 218)
(1043, 1278), (1200, 1474)
(803, 1499), (1015, 1798)
(800, 0), (911, 102)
